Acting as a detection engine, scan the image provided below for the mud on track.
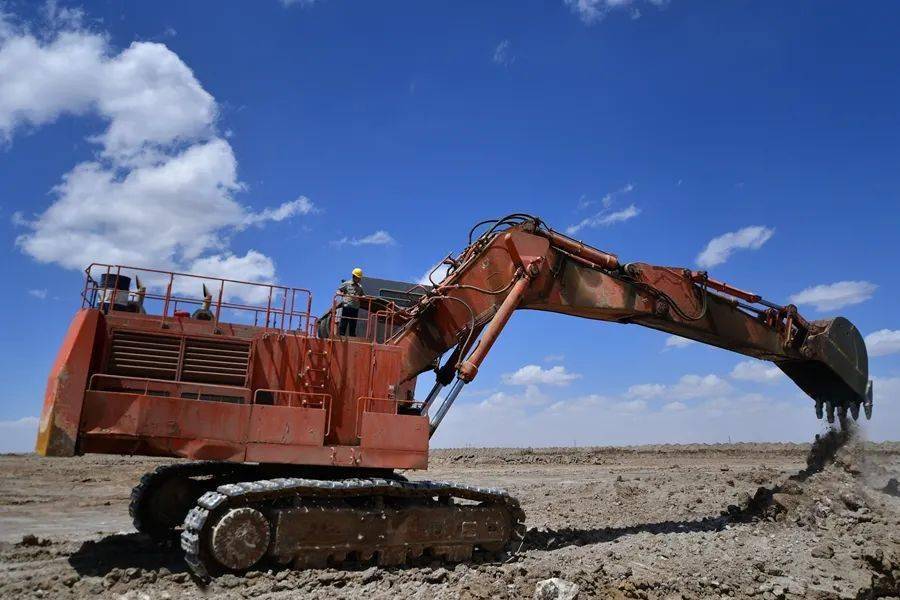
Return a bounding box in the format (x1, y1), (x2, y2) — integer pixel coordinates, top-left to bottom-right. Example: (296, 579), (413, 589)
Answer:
(1, 434), (898, 599)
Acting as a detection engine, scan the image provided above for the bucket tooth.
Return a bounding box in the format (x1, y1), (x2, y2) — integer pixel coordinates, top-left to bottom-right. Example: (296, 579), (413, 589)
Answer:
(863, 381), (874, 420)
(850, 401), (860, 421)
(814, 398), (824, 419)
(837, 404), (849, 430)
(826, 400), (835, 424)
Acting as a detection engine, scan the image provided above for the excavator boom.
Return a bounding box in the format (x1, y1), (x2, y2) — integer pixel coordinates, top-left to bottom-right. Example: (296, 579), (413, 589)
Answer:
(391, 214), (871, 430)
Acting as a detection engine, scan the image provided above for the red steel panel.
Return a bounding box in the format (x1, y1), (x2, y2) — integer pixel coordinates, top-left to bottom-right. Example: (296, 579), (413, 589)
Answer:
(79, 434), (245, 461)
(359, 412), (429, 453)
(36, 309), (102, 457)
(80, 391), (251, 445)
(247, 404), (326, 446)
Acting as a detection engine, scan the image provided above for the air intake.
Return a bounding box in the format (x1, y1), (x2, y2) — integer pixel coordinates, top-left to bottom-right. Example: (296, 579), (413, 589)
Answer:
(108, 331), (180, 380)
(181, 338), (250, 386)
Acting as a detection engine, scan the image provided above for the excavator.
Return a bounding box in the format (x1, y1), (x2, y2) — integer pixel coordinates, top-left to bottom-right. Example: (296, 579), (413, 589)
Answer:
(35, 214), (872, 578)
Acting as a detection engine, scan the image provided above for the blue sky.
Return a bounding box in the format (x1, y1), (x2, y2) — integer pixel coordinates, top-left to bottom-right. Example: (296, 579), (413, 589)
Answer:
(1, 1), (899, 452)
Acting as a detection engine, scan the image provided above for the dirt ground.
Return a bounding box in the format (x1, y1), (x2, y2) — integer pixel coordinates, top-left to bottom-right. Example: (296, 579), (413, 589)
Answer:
(1, 430), (898, 599)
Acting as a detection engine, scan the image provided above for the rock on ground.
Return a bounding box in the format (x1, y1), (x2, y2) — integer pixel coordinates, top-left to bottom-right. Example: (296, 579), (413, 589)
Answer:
(534, 577), (580, 599)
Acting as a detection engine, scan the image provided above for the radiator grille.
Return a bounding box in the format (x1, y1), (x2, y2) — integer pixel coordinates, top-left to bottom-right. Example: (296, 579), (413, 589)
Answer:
(107, 331), (250, 386)
(108, 332), (180, 380)
(182, 338), (250, 385)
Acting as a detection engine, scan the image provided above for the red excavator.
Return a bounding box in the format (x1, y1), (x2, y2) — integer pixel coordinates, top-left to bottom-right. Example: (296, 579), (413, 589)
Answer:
(36, 214), (872, 577)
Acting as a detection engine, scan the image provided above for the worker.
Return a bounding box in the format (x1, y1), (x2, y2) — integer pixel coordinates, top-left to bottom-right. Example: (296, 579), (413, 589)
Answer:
(337, 267), (364, 337)
(192, 284), (214, 321)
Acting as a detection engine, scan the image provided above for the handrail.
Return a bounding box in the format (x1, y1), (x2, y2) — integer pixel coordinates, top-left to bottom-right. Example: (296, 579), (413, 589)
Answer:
(81, 263), (313, 334)
(326, 294), (404, 343)
(88, 373), (251, 401)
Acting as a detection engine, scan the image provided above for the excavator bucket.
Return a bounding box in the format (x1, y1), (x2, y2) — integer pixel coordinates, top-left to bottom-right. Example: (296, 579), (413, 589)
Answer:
(777, 317), (872, 422)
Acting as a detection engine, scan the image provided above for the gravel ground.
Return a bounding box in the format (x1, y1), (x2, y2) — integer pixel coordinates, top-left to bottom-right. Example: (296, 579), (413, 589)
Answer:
(0, 430), (898, 599)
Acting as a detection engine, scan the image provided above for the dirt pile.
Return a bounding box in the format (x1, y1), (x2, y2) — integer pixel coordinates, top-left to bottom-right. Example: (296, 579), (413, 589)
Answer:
(0, 436), (897, 599)
(734, 427), (900, 598)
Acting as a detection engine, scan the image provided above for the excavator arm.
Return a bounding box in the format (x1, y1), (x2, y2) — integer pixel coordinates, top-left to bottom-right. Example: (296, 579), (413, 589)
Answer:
(389, 215), (871, 433)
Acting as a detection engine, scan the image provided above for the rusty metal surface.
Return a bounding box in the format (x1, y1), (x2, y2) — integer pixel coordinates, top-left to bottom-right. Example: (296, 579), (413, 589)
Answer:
(359, 410), (429, 454)
(391, 215), (870, 426)
(82, 263), (315, 333)
(181, 477), (524, 577)
(32, 213), (876, 579)
(271, 504), (510, 567)
(40, 213), (871, 479)
(36, 308), (102, 457)
(247, 404), (326, 446)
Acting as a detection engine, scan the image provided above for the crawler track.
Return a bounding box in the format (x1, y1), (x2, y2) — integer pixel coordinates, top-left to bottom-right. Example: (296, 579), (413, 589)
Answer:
(130, 462), (245, 539)
(180, 477), (527, 578)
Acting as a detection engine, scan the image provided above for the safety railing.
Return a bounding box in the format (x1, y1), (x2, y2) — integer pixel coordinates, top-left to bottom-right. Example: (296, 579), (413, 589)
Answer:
(82, 263), (314, 334)
(88, 373), (251, 404)
(324, 294), (405, 343)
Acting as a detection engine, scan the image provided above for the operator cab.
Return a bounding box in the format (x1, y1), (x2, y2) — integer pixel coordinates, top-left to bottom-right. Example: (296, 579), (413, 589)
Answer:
(316, 276), (429, 340)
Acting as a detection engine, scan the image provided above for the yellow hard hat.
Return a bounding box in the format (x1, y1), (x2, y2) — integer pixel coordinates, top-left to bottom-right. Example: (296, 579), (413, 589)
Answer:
(352, 267), (363, 278)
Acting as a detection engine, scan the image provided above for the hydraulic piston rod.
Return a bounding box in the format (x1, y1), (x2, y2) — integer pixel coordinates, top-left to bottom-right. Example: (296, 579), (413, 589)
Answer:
(457, 271), (532, 383)
(429, 378), (466, 436)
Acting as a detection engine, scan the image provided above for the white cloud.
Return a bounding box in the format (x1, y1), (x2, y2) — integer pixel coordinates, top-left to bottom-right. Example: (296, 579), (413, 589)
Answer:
(10, 210), (28, 227)
(0, 15), (313, 303)
(187, 250), (276, 303)
(492, 39), (514, 67)
(479, 385), (549, 411)
(563, 0), (669, 25)
(623, 373), (730, 402)
(789, 280), (877, 312)
(0, 416), (38, 453)
(502, 364), (581, 386)
(866, 376), (900, 442)
(567, 204), (640, 236)
(865, 329), (900, 357)
(579, 183), (633, 210)
(0, 28), (216, 162)
(625, 383), (665, 399)
(696, 226), (774, 268)
(331, 230), (396, 248)
(568, 184), (639, 235)
(240, 196), (316, 229)
(27, 288), (48, 300)
(611, 399), (647, 413)
(663, 335), (696, 350)
(18, 139), (242, 269)
(417, 262), (450, 286)
(730, 359), (783, 383)
(431, 370), (900, 447)
(279, 0), (319, 7)
(670, 373), (731, 399)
